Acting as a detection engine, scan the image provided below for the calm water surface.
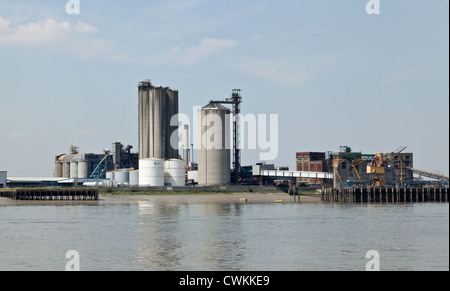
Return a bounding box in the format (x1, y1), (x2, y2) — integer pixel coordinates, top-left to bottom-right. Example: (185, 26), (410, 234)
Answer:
(0, 198), (448, 271)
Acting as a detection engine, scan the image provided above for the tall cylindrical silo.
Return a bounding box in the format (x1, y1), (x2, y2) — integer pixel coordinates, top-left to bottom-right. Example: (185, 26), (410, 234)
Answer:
(164, 159), (185, 187)
(54, 162), (63, 178)
(62, 162), (70, 178)
(78, 161), (90, 179)
(138, 86), (144, 160)
(138, 81), (179, 161)
(166, 89), (179, 159)
(198, 103), (231, 185)
(152, 88), (162, 159)
(139, 158), (165, 187)
(70, 162), (78, 179)
(184, 124), (189, 165)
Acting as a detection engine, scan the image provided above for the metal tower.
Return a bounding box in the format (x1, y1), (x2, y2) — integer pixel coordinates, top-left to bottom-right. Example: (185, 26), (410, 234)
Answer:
(209, 89), (243, 184)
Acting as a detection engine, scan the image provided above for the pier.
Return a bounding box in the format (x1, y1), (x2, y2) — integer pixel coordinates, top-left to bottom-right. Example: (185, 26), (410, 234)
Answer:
(322, 187), (448, 203)
(0, 188), (98, 201)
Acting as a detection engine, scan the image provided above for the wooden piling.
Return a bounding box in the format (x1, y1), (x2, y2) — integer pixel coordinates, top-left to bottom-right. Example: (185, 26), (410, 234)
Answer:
(320, 186), (448, 204)
(0, 188), (98, 201)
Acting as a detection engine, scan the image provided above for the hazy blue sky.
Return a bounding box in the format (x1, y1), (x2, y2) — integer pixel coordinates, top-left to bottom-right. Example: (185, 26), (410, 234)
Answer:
(0, 0), (448, 176)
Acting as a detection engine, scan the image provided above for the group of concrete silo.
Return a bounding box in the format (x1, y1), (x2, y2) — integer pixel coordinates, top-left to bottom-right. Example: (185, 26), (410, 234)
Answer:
(137, 80), (231, 187)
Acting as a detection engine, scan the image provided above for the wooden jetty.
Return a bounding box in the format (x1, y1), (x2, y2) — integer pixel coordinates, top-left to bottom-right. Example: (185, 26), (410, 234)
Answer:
(322, 187), (448, 203)
(0, 188), (98, 201)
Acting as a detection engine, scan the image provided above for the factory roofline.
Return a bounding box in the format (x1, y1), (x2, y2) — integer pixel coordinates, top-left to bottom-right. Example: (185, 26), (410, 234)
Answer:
(7, 177), (69, 182)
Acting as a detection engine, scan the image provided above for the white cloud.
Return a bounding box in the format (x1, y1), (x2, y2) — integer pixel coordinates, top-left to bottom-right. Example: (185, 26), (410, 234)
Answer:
(113, 38), (238, 67)
(0, 17), (107, 58)
(237, 61), (310, 84)
(179, 38), (238, 65)
(73, 21), (98, 34)
(0, 17), (10, 30)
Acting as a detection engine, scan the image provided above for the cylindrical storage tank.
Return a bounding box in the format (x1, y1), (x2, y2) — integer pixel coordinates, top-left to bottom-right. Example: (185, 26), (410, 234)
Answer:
(184, 124), (189, 165)
(54, 162), (63, 178)
(114, 170), (130, 185)
(138, 82), (179, 161)
(166, 89), (179, 159)
(129, 170), (139, 187)
(70, 162), (78, 179)
(164, 159), (186, 187)
(78, 161), (89, 179)
(139, 158), (164, 187)
(198, 103), (231, 185)
(62, 162), (70, 178)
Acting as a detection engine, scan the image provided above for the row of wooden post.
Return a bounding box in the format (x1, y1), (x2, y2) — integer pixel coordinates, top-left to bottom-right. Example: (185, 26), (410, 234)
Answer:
(322, 187), (448, 203)
(0, 189), (98, 201)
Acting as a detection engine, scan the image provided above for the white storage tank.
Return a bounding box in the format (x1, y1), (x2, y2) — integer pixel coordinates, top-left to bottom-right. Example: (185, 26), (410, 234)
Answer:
(139, 158), (165, 187)
(129, 170), (139, 187)
(114, 170), (130, 185)
(106, 171), (113, 187)
(164, 159), (185, 187)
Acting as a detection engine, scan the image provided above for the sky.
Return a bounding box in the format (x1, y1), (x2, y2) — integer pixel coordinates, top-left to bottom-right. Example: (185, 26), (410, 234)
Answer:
(0, 0), (448, 177)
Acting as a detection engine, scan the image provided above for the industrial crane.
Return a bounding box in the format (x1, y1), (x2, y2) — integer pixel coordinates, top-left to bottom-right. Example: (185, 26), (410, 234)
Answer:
(90, 149), (110, 179)
(367, 146), (407, 187)
(330, 146), (374, 188)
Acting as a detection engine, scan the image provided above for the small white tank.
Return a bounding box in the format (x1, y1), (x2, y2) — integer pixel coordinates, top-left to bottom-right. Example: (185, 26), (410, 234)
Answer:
(164, 159), (185, 187)
(129, 170), (139, 187)
(114, 170), (130, 184)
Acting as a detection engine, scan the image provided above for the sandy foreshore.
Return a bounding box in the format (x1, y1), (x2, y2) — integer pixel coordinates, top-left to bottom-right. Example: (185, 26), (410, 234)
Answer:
(100, 192), (322, 204)
(0, 192), (322, 205)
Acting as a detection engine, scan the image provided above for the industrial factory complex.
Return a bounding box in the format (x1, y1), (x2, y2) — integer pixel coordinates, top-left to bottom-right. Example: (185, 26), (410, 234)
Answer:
(1, 80), (448, 191)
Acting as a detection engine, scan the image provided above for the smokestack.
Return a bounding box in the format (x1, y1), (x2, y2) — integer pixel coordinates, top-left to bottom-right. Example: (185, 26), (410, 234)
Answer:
(184, 124), (190, 165)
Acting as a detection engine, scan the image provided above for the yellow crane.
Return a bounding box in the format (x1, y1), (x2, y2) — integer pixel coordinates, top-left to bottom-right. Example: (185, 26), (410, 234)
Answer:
(367, 146), (407, 187)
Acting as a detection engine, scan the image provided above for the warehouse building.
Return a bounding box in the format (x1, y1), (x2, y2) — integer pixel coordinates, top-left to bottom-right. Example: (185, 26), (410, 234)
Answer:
(296, 152), (331, 186)
(329, 146), (414, 188)
(0, 171), (7, 188)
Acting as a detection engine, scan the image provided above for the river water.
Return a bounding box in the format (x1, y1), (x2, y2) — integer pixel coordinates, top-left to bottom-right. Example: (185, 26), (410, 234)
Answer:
(0, 197), (448, 271)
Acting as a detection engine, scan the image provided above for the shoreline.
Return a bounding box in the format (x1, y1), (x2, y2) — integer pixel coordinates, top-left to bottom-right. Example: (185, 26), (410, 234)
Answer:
(100, 192), (322, 204)
(0, 192), (322, 205)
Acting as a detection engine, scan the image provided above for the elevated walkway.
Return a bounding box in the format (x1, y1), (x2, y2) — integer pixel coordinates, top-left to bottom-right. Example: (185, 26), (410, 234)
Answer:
(259, 170), (333, 179)
(408, 168), (449, 182)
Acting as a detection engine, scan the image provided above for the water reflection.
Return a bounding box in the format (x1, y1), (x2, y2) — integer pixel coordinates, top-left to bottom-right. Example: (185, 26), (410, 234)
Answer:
(137, 201), (246, 270)
(196, 203), (246, 270)
(137, 201), (182, 270)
